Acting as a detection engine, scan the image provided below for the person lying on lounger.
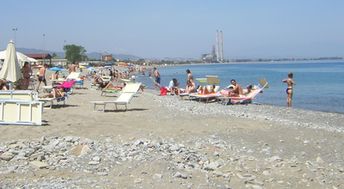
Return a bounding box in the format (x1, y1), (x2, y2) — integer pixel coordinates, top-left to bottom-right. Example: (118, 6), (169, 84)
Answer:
(243, 85), (253, 95)
(41, 87), (65, 98)
(197, 85), (215, 95)
(103, 81), (124, 91)
(93, 75), (109, 88)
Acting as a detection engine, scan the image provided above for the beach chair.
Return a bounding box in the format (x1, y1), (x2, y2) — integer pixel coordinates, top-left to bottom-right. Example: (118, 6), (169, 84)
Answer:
(66, 72), (81, 80)
(189, 92), (222, 103)
(38, 81), (74, 109)
(188, 85), (221, 103)
(0, 90), (43, 125)
(90, 83), (142, 111)
(218, 79), (269, 105)
(38, 94), (67, 109)
(206, 75), (220, 85)
(56, 80), (76, 95)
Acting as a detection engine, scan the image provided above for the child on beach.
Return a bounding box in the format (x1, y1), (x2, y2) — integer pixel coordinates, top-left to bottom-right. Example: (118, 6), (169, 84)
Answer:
(282, 72), (295, 107)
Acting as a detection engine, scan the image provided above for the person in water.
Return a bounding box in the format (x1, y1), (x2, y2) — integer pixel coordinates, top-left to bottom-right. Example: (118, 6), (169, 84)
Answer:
(282, 72), (295, 107)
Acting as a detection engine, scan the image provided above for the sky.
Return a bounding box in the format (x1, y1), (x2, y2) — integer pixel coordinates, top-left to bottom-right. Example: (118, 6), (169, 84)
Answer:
(1, 0), (344, 59)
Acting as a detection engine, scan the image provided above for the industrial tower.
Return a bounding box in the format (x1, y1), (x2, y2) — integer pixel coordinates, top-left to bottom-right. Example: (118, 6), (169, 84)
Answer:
(215, 30), (224, 62)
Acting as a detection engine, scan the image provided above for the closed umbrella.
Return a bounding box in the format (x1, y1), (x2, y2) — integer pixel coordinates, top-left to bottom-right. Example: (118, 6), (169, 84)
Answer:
(0, 40), (22, 83)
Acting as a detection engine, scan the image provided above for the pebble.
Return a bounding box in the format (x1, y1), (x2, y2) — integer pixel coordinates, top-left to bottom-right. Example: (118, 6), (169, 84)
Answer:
(173, 171), (189, 179)
(204, 161), (221, 171)
(0, 134), (342, 188)
(88, 161), (100, 165)
(153, 173), (163, 180)
(30, 161), (49, 169)
(134, 178), (143, 184)
(0, 151), (15, 161)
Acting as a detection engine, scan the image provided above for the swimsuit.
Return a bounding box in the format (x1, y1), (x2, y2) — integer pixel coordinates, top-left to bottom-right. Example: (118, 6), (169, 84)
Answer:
(286, 87), (292, 94)
(155, 77), (161, 84)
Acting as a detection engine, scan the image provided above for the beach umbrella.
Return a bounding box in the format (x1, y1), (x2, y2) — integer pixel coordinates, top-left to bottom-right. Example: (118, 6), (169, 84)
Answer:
(0, 40), (22, 83)
(49, 66), (64, 71)
(0, 50), (37, 66)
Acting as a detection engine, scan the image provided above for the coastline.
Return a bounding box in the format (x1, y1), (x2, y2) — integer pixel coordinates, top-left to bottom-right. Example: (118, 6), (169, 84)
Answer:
(155, 59), (344, 67)
(0, 86), (343, 188)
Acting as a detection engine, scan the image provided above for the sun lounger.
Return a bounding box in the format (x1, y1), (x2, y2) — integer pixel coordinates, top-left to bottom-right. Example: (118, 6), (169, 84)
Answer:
(38, 96), (66, 109)
(90, 83), (142, 111)
(189, 92), (222, 103)
(91, 92), (136, 111)
(66, 72), (81, 80)
(218, 80), (268, 105)
(101, 81), (141, 96)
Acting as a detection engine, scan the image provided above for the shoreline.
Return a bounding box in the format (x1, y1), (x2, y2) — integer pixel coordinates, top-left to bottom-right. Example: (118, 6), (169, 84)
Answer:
(0, 85), (343, 188)
(155, 59), (344, 67)
(149, 90), (344, 133)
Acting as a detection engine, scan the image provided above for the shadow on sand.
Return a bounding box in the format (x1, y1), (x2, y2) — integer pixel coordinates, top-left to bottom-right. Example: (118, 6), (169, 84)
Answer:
(104, 108), (148, 113)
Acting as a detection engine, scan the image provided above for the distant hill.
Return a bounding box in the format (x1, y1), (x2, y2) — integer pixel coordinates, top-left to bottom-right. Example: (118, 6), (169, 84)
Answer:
(17, 48), (142, 61)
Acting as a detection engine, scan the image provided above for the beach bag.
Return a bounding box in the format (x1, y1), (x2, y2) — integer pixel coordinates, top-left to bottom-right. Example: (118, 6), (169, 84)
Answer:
(160, 87), (168, 96)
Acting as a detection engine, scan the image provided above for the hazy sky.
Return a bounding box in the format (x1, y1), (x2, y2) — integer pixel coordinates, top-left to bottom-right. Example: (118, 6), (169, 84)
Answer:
(1, 0), (343, 59)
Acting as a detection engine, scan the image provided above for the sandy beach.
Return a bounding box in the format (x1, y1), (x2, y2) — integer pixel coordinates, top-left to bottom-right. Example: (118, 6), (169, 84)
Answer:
(0, 82), (343, 189)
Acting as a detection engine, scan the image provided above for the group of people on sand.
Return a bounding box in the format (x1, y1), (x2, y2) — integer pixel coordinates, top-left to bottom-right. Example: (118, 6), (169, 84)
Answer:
(163, 69), (195, 95)
(155, 67), (295, 107)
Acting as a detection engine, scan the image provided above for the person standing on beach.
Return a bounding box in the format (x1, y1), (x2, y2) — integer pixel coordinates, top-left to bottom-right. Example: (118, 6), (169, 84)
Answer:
(21, 62), (32, 90)
(283, 72), (295, 107)
(68, 63), (77, 73)
(153, 67), (161, 85)
(36, 64), (48, 91)
(186, 69), (193, 90)
(186, 69), (193, 82)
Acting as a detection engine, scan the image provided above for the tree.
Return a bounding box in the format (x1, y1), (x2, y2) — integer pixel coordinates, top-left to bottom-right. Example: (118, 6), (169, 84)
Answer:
(52, 53), (58, 58)
(63, 44), (87, 64)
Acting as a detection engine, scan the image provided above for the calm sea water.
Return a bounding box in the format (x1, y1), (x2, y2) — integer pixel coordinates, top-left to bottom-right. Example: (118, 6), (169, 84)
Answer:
(137, 61), (344, 113)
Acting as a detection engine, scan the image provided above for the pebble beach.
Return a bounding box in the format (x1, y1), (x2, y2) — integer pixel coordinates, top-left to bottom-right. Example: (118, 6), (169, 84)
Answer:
(0, 85), (343, 189)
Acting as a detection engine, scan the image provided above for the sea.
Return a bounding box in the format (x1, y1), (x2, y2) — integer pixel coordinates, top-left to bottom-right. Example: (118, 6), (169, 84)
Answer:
(137, 61), (344, 114)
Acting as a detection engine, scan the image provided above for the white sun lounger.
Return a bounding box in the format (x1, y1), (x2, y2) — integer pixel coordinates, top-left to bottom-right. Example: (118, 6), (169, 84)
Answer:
(90, 83), (142, 111)
(66, 72), (81, 80)
(91, 92), (136, 111)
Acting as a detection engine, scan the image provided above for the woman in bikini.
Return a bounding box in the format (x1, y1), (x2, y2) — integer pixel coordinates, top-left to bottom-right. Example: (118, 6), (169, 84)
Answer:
(283, 72), (295, 107)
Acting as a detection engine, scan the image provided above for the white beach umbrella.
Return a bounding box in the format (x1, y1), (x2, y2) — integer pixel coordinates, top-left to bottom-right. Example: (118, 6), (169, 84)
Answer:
(0, 50), (37, 66)
(0, 41), (22, 82)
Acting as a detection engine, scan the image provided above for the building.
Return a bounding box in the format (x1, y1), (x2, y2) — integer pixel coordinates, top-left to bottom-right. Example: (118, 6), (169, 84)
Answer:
(201, 31), (225, 63)
(26, 53), (52, 65)
(51, 58), (68, 67)
(101, 54), (113, 62)
(201, 53), (215, 62)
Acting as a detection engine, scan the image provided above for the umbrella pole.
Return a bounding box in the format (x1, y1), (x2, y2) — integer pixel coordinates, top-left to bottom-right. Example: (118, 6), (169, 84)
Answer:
(8, 81), (14, 90)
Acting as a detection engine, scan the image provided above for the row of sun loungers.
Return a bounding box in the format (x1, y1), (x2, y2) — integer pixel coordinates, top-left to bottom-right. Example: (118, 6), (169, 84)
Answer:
(0, 72), (84, 125)
(181, 79), (269, 105)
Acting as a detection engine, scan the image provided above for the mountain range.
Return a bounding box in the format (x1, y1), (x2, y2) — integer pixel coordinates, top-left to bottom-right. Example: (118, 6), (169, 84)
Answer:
(16, 48), (142, 61)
